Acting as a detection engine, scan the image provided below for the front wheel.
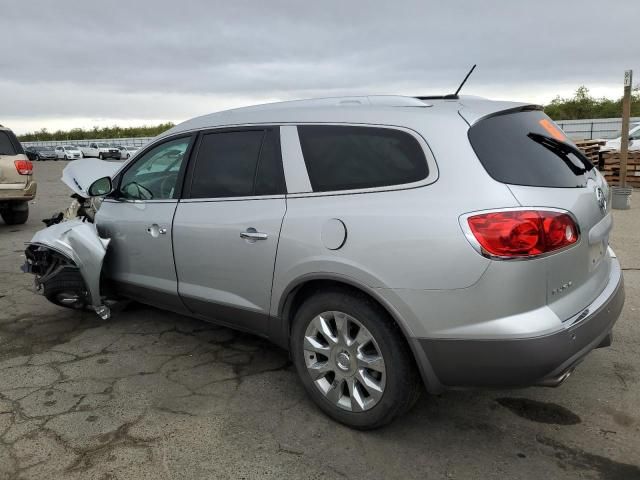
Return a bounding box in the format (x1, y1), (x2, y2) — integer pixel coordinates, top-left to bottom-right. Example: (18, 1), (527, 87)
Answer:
(43, 270), (89, 310)
(64, 155), (69, 160)
(98, 153), (103, 160)
(291, 289), (421, 429)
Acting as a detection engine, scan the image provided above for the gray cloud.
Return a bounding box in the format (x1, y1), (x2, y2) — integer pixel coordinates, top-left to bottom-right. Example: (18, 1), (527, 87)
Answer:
(1, 0), (636, 132)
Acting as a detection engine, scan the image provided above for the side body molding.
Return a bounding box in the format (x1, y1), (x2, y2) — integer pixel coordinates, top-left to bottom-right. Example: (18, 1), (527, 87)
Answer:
(26, 218), (111, 318)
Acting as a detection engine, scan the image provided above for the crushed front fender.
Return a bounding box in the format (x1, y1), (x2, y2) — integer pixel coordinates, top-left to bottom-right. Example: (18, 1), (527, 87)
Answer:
(25, 218), (111, 319)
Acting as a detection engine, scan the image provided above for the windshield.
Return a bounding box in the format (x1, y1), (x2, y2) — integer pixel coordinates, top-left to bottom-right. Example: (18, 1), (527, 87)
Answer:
(468, 109), (595, 188)
(98, 143), (109, 148)
(64, 145), (77, 149)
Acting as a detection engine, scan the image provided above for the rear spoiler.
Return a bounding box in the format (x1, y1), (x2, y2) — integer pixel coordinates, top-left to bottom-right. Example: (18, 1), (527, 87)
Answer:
(459, 103), (543, 127)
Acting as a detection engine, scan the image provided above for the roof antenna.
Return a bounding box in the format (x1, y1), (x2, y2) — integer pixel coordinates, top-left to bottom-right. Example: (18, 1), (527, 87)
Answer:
(444, 64), (476, 99)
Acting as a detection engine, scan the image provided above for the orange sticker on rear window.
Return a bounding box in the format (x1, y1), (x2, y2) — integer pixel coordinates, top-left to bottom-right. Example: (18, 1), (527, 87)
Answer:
(538, 119), (566, 141)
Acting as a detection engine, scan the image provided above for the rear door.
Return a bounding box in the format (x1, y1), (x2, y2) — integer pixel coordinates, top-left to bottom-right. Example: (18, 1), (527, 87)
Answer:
(172, 127), (287, 335)
(467, 108), (612, 319)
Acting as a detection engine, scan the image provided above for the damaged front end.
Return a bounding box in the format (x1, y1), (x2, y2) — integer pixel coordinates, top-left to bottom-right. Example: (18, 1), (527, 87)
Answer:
(23, 219), (112, 319)
(22, 158), (123, 320)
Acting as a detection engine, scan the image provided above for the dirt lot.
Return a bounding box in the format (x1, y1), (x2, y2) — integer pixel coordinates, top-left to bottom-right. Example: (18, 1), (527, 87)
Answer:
(0, 161), (638, 480)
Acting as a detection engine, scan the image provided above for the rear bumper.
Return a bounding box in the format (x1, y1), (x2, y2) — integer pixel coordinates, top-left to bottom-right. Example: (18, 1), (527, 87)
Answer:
(414, 255), (624, 390)
(0, 181), (37, 202)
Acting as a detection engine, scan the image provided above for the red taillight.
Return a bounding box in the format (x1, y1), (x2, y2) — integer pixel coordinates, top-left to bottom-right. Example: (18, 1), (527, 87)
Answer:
(14, 160), (33, 175)
(467, 210), (578, 258)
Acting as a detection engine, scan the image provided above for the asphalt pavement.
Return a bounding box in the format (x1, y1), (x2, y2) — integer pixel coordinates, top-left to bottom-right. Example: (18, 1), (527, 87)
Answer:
(0, 161), (638, 479)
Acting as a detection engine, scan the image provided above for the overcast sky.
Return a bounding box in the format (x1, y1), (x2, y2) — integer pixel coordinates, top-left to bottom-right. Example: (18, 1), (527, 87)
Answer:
(1, 0), (637, 134)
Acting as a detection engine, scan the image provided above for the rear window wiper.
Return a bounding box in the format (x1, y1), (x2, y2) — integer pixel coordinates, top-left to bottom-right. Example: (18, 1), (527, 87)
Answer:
(527, 132), (594, 175)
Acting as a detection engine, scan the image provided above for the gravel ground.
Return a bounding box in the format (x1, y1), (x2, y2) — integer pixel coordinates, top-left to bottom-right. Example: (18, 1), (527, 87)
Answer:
(0, 161), (638, 480)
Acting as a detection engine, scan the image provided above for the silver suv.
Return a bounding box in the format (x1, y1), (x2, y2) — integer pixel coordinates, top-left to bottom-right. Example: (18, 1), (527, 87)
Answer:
(23, 95), (624, 429)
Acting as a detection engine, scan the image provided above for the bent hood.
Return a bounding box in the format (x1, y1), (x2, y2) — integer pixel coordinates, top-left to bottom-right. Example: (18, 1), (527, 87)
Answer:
(61, 158), (123, 197)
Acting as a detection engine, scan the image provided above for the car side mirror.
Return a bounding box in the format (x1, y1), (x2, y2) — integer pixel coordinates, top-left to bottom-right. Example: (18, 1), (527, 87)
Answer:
(88, 176), (113, 197)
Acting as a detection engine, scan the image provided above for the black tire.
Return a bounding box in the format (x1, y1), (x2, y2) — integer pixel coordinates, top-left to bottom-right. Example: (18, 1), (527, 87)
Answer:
(64, 155), (68, 160)
(1, 202), (29, 225)
(98, 153), (103, 160)
(36, 154), (41, 161)
(291, 288), (422, 429)
(43, 270), (89, 310)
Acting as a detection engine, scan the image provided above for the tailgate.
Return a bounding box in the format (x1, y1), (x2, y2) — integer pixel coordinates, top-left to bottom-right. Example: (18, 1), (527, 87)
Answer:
(467, 107), (612, 320)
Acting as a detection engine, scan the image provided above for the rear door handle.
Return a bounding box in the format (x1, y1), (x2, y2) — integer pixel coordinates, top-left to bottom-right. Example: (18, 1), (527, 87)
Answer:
(240, 227), (268, 241)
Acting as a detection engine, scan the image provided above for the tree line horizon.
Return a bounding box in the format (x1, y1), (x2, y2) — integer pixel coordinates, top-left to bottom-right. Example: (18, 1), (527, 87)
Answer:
(16, 86), (640, 142)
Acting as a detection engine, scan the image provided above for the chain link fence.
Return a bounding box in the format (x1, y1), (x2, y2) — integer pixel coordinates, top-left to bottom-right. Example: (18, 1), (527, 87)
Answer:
(21, 137), (154, 149)
(555, 117), (640, 140)
(19, 117), (640, 147)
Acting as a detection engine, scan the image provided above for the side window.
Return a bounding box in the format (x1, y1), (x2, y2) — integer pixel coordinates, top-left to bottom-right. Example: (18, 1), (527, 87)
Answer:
(297, 125), (429, 192)
(117, 136), (191, 201)
(0, 132), (16, 155)
(189, 128), (286, 198)
(255, 130), (287, 195)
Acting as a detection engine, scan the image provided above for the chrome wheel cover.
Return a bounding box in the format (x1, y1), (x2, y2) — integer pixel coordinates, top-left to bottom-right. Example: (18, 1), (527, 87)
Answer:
(303, 311), (386, 412)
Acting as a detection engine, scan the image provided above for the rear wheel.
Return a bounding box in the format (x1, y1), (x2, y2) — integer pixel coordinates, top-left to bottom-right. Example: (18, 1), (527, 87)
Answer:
(291, 289), (421, 429)
(1, 202), (29, 225)
(43, 270), (89, 310)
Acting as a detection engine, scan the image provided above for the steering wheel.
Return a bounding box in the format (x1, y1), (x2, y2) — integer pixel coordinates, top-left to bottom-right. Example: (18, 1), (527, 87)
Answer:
(159, 174), (175, 198)
(122, 181), (153, 200)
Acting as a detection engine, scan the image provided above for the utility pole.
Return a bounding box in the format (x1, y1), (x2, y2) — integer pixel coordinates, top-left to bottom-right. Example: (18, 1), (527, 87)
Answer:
(619, 70), (632, 187)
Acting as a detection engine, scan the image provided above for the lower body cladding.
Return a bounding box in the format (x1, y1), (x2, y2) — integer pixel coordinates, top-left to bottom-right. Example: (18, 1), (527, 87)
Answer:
(407, 255), (624, 392)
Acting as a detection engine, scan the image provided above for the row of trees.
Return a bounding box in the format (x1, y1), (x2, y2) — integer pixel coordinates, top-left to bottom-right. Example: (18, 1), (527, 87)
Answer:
(15, 86), (640, 141)
(544, 86), (640, 120)
(17, 122), (175, 142)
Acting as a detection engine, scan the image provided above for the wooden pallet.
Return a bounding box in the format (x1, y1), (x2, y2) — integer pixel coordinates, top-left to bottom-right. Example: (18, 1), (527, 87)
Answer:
(575, 139), (605, 166)
(601, 151), (640, 187)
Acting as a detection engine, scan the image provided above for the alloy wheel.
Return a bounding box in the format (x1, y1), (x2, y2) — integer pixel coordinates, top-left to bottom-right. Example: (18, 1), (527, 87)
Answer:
(303, 310), (386, 412)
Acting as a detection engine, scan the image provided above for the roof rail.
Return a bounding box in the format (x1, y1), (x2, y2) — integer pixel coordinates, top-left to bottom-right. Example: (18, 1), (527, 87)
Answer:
(414, 94), (459, 100)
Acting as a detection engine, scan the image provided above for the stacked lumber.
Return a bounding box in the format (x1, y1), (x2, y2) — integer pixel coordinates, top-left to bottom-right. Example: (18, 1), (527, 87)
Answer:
(574, 139), (605, 167)
(601, 151), (640, 188)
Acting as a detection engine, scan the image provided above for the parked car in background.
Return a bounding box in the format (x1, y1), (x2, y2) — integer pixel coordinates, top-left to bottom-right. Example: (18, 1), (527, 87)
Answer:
(25, 145), (58, 162)
(55, 145), (83, 160)
(79, 143), (98, 158)
(115, 145), (140, 160)
(94, 143), (121, 159)
(21, 95), (624, 429)
(602, 123), (640, 152)
(0, 124), (36, 224)
(24, 146), (39, 161)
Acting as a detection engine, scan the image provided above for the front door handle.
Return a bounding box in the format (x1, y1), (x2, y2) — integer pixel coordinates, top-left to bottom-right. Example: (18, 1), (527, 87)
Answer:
(146, 224), (167, 237)
(240, 227), (268, 241)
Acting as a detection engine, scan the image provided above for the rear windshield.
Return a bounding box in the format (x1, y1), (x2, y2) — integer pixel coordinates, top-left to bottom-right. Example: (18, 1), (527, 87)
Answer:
(0, 130), (23, 156)
(468, 109), (594, 188)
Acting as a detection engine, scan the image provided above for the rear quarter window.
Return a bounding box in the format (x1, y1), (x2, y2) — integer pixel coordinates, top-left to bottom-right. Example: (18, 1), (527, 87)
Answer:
(0, 131), (22, 156)
(468, 110), (593, 188)
(297, 125), (429, 192)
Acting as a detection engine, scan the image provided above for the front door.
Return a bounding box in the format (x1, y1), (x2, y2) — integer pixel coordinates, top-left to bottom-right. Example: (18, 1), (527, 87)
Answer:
(172, 127), (287, 335)
(96, 135), (194, 312)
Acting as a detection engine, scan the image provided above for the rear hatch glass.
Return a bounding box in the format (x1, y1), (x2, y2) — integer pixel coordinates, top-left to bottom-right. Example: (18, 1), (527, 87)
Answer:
(468, 109), (594, 188)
